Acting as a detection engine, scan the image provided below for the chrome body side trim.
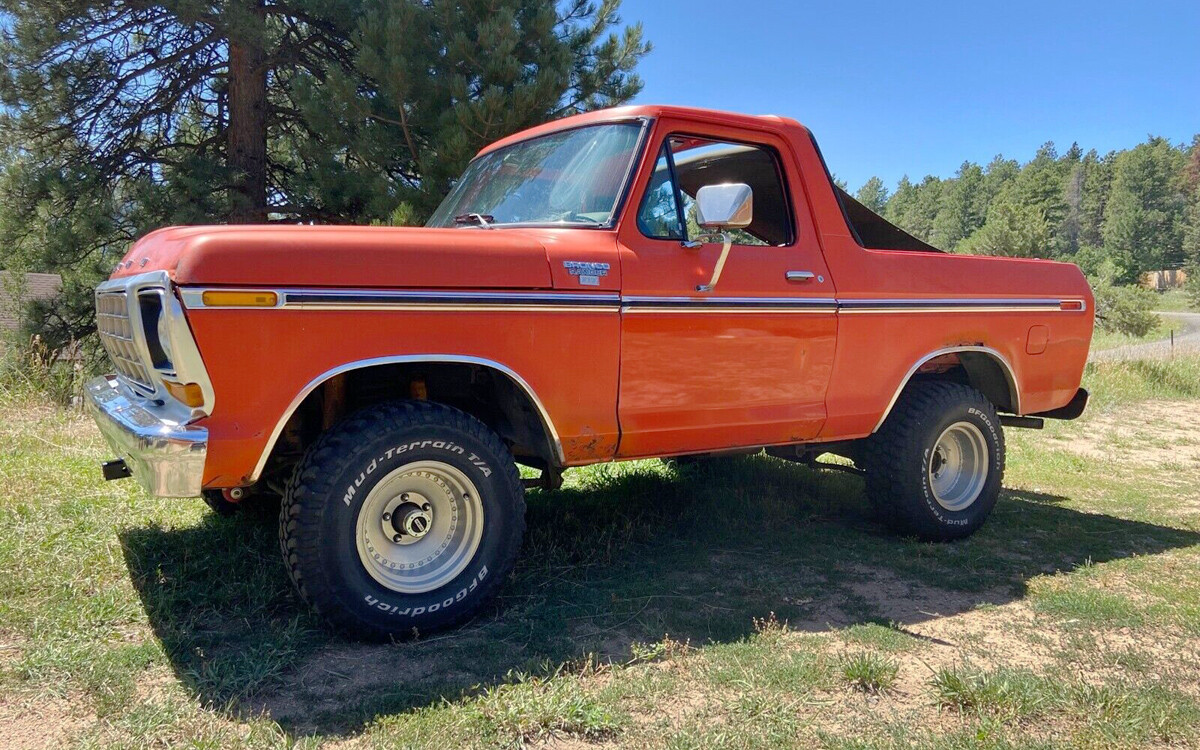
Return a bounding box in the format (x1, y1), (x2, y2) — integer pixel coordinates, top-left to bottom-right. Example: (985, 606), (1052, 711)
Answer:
(181, 288), (620, 313)
(285, 290), (618, 313)
(621, 295), (838, 314)
(180, 287), (1086, 316)
(250, 355), (566, 482)
(84, 375), (208, 497)
(839, 298), (1084, 314)
(872, 346), (1021, 433)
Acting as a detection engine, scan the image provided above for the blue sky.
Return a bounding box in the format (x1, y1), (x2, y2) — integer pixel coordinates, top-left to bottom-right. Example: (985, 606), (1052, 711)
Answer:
(620, 0), (1200, 192)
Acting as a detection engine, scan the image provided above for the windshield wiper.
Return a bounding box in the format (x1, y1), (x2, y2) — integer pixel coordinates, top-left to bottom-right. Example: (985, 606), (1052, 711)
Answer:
(453, 213), (494, 228)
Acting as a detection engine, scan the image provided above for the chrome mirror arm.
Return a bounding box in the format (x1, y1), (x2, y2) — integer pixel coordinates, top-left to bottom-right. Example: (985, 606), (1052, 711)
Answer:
(682, 182), (753, 293)
(682, 232), (733, 293)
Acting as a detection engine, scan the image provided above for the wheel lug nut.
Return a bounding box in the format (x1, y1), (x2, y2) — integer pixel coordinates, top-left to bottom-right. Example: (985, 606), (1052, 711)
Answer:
(422, 503), (430, 511)
(401, 493), (409, 500)
(382, 513), (391, 521)
(393, 534), (402, 543)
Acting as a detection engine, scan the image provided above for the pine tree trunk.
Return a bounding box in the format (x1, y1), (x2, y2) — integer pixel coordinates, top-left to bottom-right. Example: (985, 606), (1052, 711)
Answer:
(227, 0), (268, 223)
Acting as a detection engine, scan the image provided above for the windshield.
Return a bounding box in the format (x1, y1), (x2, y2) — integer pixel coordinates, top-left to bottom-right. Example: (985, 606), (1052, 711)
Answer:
(426, 122), (644, 228)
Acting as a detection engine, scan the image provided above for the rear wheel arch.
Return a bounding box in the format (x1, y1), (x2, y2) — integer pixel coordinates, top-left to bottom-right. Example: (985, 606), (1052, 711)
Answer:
(254, 356), (563, 487)
(873, 346), (1020, 433)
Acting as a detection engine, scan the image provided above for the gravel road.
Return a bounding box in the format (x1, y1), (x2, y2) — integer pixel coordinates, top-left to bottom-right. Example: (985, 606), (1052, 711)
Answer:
(1089, 311), (1200, 362)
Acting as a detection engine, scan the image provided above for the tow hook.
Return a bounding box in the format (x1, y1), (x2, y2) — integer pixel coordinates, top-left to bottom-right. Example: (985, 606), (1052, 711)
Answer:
(102, 459), (132, 481)
(200, 487), (247, 517)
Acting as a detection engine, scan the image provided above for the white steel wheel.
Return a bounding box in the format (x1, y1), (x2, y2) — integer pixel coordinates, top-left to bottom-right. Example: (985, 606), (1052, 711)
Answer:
(927, 421), (989, 512)
(354, 460), (485, 594)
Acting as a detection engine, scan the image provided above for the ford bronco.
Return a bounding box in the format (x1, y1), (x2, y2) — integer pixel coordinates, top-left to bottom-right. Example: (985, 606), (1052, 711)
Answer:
(86, 105), (1093, 639)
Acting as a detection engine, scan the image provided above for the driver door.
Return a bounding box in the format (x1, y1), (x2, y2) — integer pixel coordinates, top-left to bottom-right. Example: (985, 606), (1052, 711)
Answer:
(615, 123), (838, 458)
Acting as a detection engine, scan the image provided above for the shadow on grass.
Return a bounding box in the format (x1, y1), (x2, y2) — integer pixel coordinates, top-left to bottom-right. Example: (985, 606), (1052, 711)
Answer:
(119, 455), (1200, 736)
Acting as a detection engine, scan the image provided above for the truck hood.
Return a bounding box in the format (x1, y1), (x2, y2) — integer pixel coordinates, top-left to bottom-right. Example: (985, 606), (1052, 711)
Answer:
(110, 225), (554, 289)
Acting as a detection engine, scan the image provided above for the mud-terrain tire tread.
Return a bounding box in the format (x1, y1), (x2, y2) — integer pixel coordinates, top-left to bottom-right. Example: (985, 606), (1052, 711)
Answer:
(861, 381), (1005, 541)
(279, 400), (525, 639)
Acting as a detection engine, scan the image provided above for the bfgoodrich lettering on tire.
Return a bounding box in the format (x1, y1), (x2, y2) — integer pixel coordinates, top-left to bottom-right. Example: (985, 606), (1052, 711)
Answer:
(280, 401), (525, 639)
(863, 381), (1005, 541)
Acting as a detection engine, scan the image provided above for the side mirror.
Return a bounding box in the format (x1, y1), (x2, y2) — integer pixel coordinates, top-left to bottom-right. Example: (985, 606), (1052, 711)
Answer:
(696, 183), (753, 230)
(690, 183), (753, 293)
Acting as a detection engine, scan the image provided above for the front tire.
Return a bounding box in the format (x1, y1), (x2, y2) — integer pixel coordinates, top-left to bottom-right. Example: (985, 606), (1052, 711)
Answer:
(280, 401), (525, 639)
(863, 381), (1005, 541)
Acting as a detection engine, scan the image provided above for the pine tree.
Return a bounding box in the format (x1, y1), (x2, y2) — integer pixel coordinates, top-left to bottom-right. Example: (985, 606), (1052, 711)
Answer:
(1102, 137), (1188, 283)
(1182, 136), (1200, 269)
(930, 161), (985, 251)
(885, 175), (942, 242)
(1009, 142), (1069, 255)
(884, 176), (916, 226)
(981, 155), (1021, 206)
(0, 0), (649, 351)
(855, 177), (889, 214)
(0, 0), (364, 225)
(295, 0), (650, 218)
(1077, 150), (1113, 251)
(958, 192), (1051, 258)
(1061, 162), (1086, 256)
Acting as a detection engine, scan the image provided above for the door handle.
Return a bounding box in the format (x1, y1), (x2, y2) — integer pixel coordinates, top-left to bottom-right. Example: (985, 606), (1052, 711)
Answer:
(786, 270), (816, 282)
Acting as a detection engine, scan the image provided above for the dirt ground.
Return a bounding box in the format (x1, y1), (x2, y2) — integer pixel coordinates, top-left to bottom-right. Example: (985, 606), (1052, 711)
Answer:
(1044, 399), (1200, 469)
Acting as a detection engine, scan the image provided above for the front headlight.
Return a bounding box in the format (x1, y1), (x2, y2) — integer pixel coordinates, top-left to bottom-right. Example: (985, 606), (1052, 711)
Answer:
(156, 310), (175, 367)
(138, 292), (173, 371)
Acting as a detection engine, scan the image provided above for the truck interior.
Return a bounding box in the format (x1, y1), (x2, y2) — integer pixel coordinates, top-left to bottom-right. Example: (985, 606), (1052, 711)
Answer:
(668, 135), (944, 253)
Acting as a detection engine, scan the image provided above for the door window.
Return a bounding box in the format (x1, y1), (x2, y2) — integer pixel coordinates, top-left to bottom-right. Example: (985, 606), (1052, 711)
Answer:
(635, 135), (793, 246)
(636, 144), (684, 240)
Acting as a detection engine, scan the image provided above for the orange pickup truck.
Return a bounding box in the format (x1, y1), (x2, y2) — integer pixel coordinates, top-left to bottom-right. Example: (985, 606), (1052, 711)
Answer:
(87, 105), (1093, 638)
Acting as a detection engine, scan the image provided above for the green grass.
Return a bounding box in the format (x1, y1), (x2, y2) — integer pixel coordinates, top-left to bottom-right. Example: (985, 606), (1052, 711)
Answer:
(2, 357), (1200, 747)
(930, 666), (1200, 746)
(1089, 311), (1184, 352)
(839, 652), (899, 694)
(931, 666), (1050, 719)
(1149, 287), (1196, 313)
(1080, 354), (1200, 408)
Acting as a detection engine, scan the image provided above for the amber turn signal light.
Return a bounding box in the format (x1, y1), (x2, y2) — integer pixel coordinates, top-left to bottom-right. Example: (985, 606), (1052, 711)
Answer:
(1059, 300), (1085, 311)
(201, 290), (278, 307)
(163, 380), (205, 407)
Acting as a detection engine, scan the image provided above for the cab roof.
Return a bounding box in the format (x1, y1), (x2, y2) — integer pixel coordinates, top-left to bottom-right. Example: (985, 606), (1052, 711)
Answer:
(476, 105), (810, 157)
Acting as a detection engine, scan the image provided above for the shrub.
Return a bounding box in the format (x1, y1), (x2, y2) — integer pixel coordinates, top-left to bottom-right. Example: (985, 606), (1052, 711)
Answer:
(1091, 278), (1158, 337)
(0, 334), (90, 405)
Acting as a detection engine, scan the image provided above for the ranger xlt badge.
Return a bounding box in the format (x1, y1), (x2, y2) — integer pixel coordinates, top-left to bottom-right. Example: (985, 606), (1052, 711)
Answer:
(563, 261), (609, 286)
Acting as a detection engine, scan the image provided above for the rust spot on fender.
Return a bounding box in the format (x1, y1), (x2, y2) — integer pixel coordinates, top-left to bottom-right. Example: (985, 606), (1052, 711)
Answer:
(563, 426), (613, 460)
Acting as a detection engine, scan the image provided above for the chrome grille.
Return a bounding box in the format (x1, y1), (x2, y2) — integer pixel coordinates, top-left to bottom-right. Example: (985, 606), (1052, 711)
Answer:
(96, 291), (154, 392)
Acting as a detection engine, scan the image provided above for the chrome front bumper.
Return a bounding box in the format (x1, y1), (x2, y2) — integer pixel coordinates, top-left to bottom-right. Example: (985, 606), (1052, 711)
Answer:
(84, 375), (208, 497)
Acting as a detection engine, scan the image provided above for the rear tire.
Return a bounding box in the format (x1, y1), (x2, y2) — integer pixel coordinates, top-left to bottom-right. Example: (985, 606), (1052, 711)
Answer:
(862, 381), (1005, 541)
(280, 401), (525, 639)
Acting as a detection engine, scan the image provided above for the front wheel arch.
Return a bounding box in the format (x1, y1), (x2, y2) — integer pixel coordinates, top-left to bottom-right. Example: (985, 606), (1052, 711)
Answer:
(254, 356), (564, 487)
